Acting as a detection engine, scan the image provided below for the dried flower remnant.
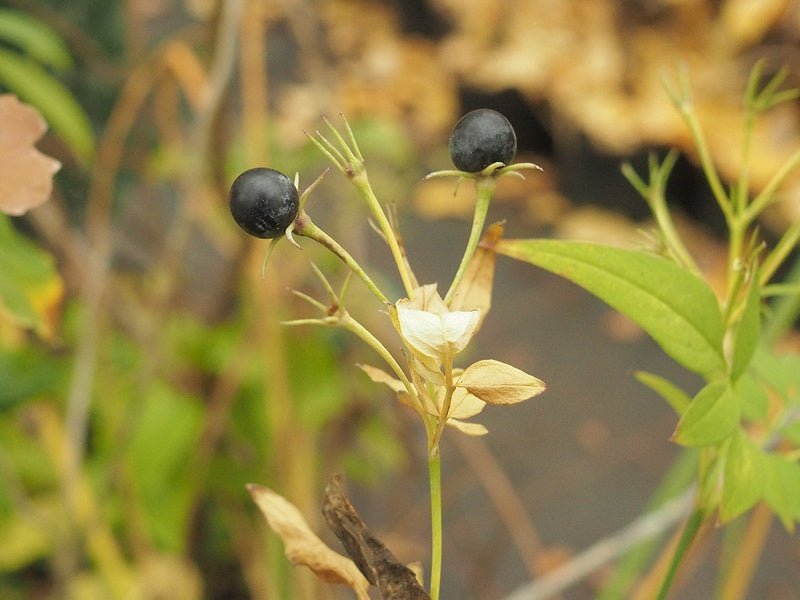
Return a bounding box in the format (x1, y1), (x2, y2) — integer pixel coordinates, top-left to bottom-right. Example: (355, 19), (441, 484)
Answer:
(246, 484), (371, 600)
(0, 95), (61, 216)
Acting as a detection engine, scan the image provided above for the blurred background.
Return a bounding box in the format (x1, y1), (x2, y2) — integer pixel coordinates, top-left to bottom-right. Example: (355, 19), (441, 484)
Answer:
(1, 0), (800, 598)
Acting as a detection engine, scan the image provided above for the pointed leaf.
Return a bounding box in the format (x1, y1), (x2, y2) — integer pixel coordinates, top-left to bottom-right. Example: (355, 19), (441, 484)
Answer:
(448, 419), (489, 436)
(496, 239), (725, 377)
(730, 274), (761, 382)
(247, 484), (371, 599)
(357, 364), (405, 394)
(634, 370), (691, 415)
(719, 431), (764, 523)
(456, 359), (545, 405)
(448, 222), (503, 330)
(673, 381), (740, 447)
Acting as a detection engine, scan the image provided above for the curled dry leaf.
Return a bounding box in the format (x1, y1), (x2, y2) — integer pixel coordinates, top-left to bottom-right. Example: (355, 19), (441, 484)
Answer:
(323, 475), (430, 600)
(457, 359), (546, 405)
(0, 95), (61, 216)
(246, 484), (370, 600)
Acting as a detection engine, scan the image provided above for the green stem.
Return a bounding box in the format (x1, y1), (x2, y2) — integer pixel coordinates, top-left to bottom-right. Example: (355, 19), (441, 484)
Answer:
(444, 176), (496, 303)
(339, 313), (426, 417)
(656, 507), (705, 600)
(353, 173), (417, 299)
(428, 447), (443, 600)
(294, 217), (388, 304)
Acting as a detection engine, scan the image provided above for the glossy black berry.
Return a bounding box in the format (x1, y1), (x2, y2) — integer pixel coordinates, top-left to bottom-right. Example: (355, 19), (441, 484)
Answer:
(229, 168), (299, 238)
(448, 109), (517, 173)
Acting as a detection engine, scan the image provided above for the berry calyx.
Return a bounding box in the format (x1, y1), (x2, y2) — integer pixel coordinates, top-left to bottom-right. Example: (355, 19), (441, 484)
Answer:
(229, 168), (299, 238)
(448, 109), (517, 173)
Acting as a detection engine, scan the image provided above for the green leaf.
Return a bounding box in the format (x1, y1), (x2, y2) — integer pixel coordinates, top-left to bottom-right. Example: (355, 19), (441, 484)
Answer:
(634, 370), (691, 415)
(730, 275), (761, 382)
(719, 431), (764, 523)
(673, 381), (740, 446)
(125, 382), (203, 552)
(763, 453), (800, 531)
(496, 240), (725, 377)
(734, 372), (769, 421)
(0, 9), (73, 70)
(0, 48), (94, 164)
(752, 347), (800, 406)
(0, 214), (62, 339)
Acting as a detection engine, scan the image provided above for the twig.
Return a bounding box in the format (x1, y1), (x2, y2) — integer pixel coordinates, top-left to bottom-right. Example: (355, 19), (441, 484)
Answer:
(503, 486), (696, 600)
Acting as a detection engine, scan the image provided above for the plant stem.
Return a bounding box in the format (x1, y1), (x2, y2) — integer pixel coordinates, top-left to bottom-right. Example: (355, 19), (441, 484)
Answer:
(294, 216), (389, 304)
(428, 447), (443, 600)
(353, 173), (417, 299)
(656, 507), (705, 600)
(444, 176), (496, 303)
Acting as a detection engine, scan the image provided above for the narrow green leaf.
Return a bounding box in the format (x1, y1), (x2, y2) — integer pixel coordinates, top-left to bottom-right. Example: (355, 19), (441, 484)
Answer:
(0, 9), (73, 70)
(763, 453), (800, 531)
(673, 381), (740, 447)
(719, 431), (763, 523)
(730, 275), (761, 382)
(634, 370), (691, 415)
(0, 49), (94, 164)
(496, 239), (725, 376)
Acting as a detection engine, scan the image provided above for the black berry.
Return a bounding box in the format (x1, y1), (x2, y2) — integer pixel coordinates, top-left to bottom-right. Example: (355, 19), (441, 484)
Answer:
(448, 109), (517, 173)
(229, 168), (299, 238)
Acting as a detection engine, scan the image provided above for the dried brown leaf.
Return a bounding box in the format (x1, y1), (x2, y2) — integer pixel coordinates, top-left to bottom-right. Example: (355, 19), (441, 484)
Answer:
(246, 484), (370, 600)
(457, 359), (546, 405)
(323, 476), (430, 600)
(448, 221), (504, 329)
(0, 95), (61, 216)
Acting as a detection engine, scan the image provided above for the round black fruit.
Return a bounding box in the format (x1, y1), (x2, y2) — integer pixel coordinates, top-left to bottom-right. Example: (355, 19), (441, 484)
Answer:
(229, 168), (299, 238)
(448, 109), (517, 173)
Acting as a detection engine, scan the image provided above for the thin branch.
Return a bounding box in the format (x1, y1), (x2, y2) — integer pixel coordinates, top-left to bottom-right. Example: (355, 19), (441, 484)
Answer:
(503, 487), (696, 600)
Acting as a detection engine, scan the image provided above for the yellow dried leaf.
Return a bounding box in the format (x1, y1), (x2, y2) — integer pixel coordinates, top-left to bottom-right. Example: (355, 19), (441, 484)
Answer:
(457, 359), (546, 405)
(246, 484), (370, 600)
(448, 222), (503, 329)
(447, 419), (489, 436)
(0, 95), (61, 216)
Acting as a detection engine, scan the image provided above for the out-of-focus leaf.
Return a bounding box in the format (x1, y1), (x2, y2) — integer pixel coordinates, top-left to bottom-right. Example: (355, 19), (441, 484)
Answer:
(0, 9), (73, 70)
(0, 496), (61, 569)
(125, 382), (203, 553)
(752, 347), (800, 405)
(763, 453), (800, 531)
(719, 431), (763, 523)
(0, 49), (94, 164)
(673, 381), (740, 447)
(735, 371), (769, 421)
(0, 94), (60, 215)
(0, 214), (63, 340)
(0, 346), (65, 410)
(496, 239), (726, 377)
(634, 370), (691, 415)
(247, 483), (371, 600)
